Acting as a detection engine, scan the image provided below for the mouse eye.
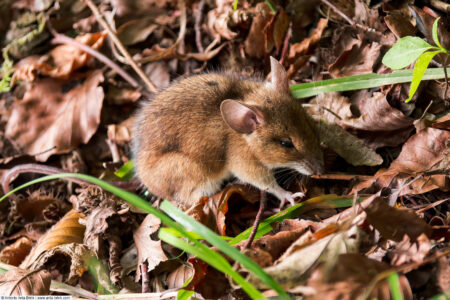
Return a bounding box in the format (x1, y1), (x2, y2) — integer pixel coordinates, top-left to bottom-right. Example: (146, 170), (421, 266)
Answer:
(279, 139), (294, 148)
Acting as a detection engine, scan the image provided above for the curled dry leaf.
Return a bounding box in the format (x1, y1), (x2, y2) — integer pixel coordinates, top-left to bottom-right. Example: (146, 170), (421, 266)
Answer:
(20, 209), (86, 269)
(13, 32), (107, 82)
(247, 225), (361, 289)
(365, 198), (432, 242)
(338, 92), (414, 131)
(286, 18), (327, 77)
(133, 214), (168, 279)
(166, 263), (194, 290)
(354, 127), (450, 195)
(0, 236), (33, 266)
(308, 253), (413, 300)
(6, 70), (105, 162)
(0, 268), (51, 296)
(390, 234), (432, 270)
(329, 41), (382, 77)
(244, 3), (274, 59)
(23, 243), (90, 285)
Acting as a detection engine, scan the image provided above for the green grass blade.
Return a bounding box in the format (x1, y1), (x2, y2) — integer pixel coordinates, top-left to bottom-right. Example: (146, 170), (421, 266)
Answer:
(382, 36), (436, 69)
(160, 201), (290, 300)
(229, 195), (358, 245)
(406, 50), (444, 102)
(159, 229), (266, 300)
(387, 272), (404, 300)
(290, 68), (449, 99)
(432, 18), (444, 50)
(114, 160), (135, 180)
(0, 174), (279, 299)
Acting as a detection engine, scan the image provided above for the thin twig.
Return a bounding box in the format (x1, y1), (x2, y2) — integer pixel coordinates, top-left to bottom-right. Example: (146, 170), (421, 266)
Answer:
(194, 0), (205, 53)
(51, 33), (140, 90)
(320, 0), (375, 32)
(243, 190), (267, 250)
(82, 0), (158, 93)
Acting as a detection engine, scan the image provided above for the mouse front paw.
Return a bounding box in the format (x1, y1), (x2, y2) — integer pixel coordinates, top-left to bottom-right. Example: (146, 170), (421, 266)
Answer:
(279, 191), (305, 209)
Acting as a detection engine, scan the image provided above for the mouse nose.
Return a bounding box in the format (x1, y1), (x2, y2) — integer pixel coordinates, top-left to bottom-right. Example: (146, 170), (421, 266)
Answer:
(314, 159), (324, 175)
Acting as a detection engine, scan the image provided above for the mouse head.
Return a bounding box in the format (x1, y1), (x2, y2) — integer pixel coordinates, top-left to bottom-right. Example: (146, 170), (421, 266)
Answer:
(220, 57), (324, 175)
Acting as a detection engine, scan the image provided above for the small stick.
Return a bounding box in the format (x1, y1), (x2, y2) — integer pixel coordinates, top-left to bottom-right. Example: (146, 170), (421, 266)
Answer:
(194, 0), (205, 53)
(51, 33), (141, 91)
(320, 0), (375, 32)
(82, 0), (158, 93)
(243, 190), (267, 250)
(140, 262), (150, 293)
(311, 173), (372, 181)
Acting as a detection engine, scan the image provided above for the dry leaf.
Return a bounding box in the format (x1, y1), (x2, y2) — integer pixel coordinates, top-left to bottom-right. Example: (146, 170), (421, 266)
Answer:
(308, 253), (413, 300)
(365, 198), (432, 242)
(247, 225), (361, 289)
(0, 268), (51, 296)
(314, 118), (383, 166)
(354, 128), (450, 195)
(24, 243), (90, 285)
(338, 92), (414, 131)
(6, 70), (105, 161)
(20, 209), (86, 269)
(0, 237), (33, 266)
(329, 41), (381, 77)
(286, 18), (327, 77)
(13, 32), (107, 82)
(244, 3), (273, 58)
(390, 234), (432, 269)
(133, 214), (168, 279)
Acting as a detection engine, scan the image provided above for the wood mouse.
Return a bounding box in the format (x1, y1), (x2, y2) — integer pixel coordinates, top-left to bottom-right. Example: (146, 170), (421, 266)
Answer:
(133, 57), (324, 207)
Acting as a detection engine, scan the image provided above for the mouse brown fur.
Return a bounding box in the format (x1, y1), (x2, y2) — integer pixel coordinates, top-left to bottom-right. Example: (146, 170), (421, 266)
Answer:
(133, 57), (323, 207)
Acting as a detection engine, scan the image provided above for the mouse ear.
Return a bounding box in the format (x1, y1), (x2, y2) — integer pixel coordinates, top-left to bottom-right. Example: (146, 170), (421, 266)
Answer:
(220, 100), (264, 134)
(267, 56), (290, 92)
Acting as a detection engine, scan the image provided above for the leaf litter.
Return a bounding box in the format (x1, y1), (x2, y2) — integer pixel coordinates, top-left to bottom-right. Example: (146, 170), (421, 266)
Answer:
(0, 0), (448, 298)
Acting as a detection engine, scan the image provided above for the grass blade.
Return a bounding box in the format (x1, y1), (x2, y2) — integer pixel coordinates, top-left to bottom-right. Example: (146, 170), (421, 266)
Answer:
(290, 68), (449, 99)
(160, 200), (290, 299)
(406, 50), (444, 102)
(159, 228), (266, 300)
(229, 195), (358, 245)
(387, 272), (404, 300)
(0, 174), (283, 299)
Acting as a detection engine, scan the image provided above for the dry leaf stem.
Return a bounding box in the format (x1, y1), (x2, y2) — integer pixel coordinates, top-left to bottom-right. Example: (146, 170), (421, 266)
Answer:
(82, 0), (158, 93)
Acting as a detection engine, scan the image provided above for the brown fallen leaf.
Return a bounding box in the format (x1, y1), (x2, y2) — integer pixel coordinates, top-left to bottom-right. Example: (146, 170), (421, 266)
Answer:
(365, 198), (432, 242)
(244, 2), (273, 59)
(338, 92), (414, 131)
(13, 32), (107, 82)
(390, 234), (432, 270)
(133, 214), (168, 279)
(0, 236), (33, 266)
(329, 41), (381, 77)
(6, 70), (105, 162)
(313, 117), (383, 166)
(247, 225), (361, 289)
(0, 268), (51, 296)
(25, 243), (90, 285)
(286, 18), (327, 77)
(354, 127), (450, 195)
(20, 209), (86, 269)
(308, 253), (413, 300)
